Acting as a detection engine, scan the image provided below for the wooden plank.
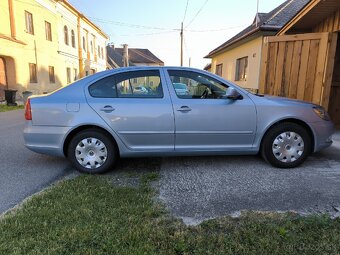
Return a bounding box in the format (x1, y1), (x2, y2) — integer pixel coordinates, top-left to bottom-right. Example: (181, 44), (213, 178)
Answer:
(335, 9), (340, 31)
(328, 15), (335, 32)
(304, 40), (320, 102)
(333, 9), (340, 31)
(273, 42), (286, 96)
(322, 33), (338, 109)
(296, 40), (311, 100)
(267, 42), (279, 95)
(323, 16), (329, 32)
(268, 32), (328, 43)
(282, 42), (294, 97)
(288, 41), (302, 98)
(259, 37), (269, 94)
(312, 33), (329, 105)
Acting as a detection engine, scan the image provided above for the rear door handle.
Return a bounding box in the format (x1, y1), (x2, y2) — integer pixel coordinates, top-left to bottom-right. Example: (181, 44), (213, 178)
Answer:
(177, 106), (192, 112)
(100, 105), (115, 113)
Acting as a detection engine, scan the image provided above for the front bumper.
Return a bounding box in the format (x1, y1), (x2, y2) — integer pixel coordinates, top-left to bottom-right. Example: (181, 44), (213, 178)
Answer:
(309, 120), (335, 152)
(24, 121), (71, 157)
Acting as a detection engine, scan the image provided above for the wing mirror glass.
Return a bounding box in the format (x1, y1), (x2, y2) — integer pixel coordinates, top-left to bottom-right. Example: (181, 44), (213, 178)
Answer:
(224, 87), (242, 100)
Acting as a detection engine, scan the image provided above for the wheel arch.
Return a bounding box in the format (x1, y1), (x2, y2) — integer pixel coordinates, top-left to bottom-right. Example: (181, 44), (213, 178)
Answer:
(259, 118), (315, 152)
(63, 124), (120, 157)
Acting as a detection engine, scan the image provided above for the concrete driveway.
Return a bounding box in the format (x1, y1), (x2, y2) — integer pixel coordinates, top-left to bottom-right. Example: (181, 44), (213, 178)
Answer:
(159, 134), (340, 225)
(0, 110), (73, 214)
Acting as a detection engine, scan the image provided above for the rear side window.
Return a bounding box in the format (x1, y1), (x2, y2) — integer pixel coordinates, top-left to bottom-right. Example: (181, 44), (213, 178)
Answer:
(115, 70), (163, 98)
(88, 70), (163, 98)
(89, 76), (117, 98)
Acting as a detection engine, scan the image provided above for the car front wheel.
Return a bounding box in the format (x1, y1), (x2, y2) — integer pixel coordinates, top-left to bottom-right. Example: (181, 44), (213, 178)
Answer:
(67, 129), (117, 174)
(261, 122), (312, 168)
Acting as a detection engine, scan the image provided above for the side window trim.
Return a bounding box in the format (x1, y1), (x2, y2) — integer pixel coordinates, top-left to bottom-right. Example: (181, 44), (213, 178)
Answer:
(88, 70), (164, 99)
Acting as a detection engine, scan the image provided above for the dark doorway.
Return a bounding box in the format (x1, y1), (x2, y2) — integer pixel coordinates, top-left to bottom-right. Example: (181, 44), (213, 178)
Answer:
(329, 34), (340, 129)
(0, 57), (7, 101)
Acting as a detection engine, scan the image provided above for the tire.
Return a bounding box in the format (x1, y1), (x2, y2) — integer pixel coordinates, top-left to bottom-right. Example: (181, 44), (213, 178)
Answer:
(261, 122), (312, 168)
(67, 129), (117, 174)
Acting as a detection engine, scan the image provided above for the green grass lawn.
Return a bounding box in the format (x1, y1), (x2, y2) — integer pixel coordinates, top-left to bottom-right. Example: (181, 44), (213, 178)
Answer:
(0, 173), (339, 255)
(0, 104), (24, 112)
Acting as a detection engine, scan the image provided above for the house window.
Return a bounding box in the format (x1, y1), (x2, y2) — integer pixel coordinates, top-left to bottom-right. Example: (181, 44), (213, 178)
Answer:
(66, 67), (71, 83)
(45, 21), (52, 41)
(71, 30), (75, 48)
(29, 63), (37, 83)
(49, 66), (55, 83)
(25, 11), (34, 35)
(101, 47), (104, 59)
(64, 25), (69, 45)
(83, 37), (86, 51)
(235, 57), (248, 81)
(98, 45), (100, 58)
(73, 68), (77, 81)
(215, 64), (223, 76)
(90, 41), (93, 53)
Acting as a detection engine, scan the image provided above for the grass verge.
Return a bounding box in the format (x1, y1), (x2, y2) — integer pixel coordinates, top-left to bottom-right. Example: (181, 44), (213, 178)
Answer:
(0, 104), (24, 112)
(0, 174), (339, 255)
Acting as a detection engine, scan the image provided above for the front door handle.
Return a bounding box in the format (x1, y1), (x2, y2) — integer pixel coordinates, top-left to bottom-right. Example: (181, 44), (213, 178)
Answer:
(100, 105), (115, 113)
(177, 106), (192, 112)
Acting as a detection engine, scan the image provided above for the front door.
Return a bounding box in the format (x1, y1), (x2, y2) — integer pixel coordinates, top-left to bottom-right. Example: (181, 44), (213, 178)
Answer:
(86, 69), (175, 151)
(0, 57), (7, 100)
(165, 69), (257, 151)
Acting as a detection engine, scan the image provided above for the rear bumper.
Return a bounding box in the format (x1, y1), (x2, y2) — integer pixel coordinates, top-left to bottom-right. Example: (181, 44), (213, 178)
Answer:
(24, 121), (71, 157)
(309, 120), (335, 152)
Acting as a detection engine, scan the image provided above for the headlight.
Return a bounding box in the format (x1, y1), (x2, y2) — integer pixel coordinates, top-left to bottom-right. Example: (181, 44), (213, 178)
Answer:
(313, 106), (330, 121)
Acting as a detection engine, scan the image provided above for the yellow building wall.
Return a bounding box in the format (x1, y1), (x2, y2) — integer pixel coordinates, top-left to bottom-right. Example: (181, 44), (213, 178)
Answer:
(211, 36), (263, 90)
(0, 0), (61, 95)
(0, 0), (108, 100)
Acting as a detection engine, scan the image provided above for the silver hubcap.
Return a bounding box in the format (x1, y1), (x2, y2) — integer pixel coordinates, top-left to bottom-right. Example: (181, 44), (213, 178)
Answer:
(75, 138), (107, 169)
(272, 131), (304, 163)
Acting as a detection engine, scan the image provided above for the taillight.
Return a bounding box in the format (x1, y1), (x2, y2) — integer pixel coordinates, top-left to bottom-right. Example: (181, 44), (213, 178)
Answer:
(25, 98), (32, 120)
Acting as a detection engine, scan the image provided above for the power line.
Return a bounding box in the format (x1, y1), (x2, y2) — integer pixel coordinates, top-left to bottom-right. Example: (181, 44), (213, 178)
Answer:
(89, 16), (175, 31)
(185, 0), (209, 28)
(182, 0), (190, 22)
(118, 30), (177, 37)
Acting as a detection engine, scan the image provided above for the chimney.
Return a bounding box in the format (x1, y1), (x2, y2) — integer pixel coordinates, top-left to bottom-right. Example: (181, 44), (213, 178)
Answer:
(122, 44), (129, 67)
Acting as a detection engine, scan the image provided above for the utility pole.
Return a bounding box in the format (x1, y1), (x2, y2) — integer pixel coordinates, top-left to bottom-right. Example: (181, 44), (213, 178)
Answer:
(180, 22), (183, 66)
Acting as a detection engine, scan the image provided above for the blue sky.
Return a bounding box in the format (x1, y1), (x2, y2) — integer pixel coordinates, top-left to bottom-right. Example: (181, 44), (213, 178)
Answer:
(68, 0), (286, 68)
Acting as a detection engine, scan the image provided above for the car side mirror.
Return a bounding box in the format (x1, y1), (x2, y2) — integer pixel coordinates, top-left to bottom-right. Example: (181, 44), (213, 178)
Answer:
(224, 87), (242, 100)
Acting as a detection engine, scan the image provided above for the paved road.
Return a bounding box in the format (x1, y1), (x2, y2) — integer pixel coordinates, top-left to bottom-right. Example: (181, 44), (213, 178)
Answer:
(159, 134), (340, 225)
(0, 110), (73, 213)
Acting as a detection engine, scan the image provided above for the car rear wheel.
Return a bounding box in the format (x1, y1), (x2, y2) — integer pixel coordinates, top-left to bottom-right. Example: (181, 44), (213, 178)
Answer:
(67, 129), (117, 174)
(261, 122), (312, 168)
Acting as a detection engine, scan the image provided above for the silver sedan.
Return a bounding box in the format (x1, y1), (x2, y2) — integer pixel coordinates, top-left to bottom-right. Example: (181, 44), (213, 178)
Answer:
(24, 67), (334, 173)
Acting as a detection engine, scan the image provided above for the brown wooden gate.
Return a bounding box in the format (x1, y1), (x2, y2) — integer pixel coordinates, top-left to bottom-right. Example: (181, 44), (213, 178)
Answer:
(259, 32), (338, 109)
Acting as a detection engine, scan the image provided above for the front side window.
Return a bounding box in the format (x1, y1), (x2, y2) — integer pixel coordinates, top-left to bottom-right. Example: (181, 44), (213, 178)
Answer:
(45, 21), (52, 41)
(168, 70), (228, 99)
(235, 57), (248, 81)
(89, 70), (163, 98)
(25, 11), (34, 35)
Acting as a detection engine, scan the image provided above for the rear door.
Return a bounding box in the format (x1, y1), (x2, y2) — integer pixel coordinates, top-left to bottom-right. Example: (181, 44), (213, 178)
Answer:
(85, 69), (175, 151)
